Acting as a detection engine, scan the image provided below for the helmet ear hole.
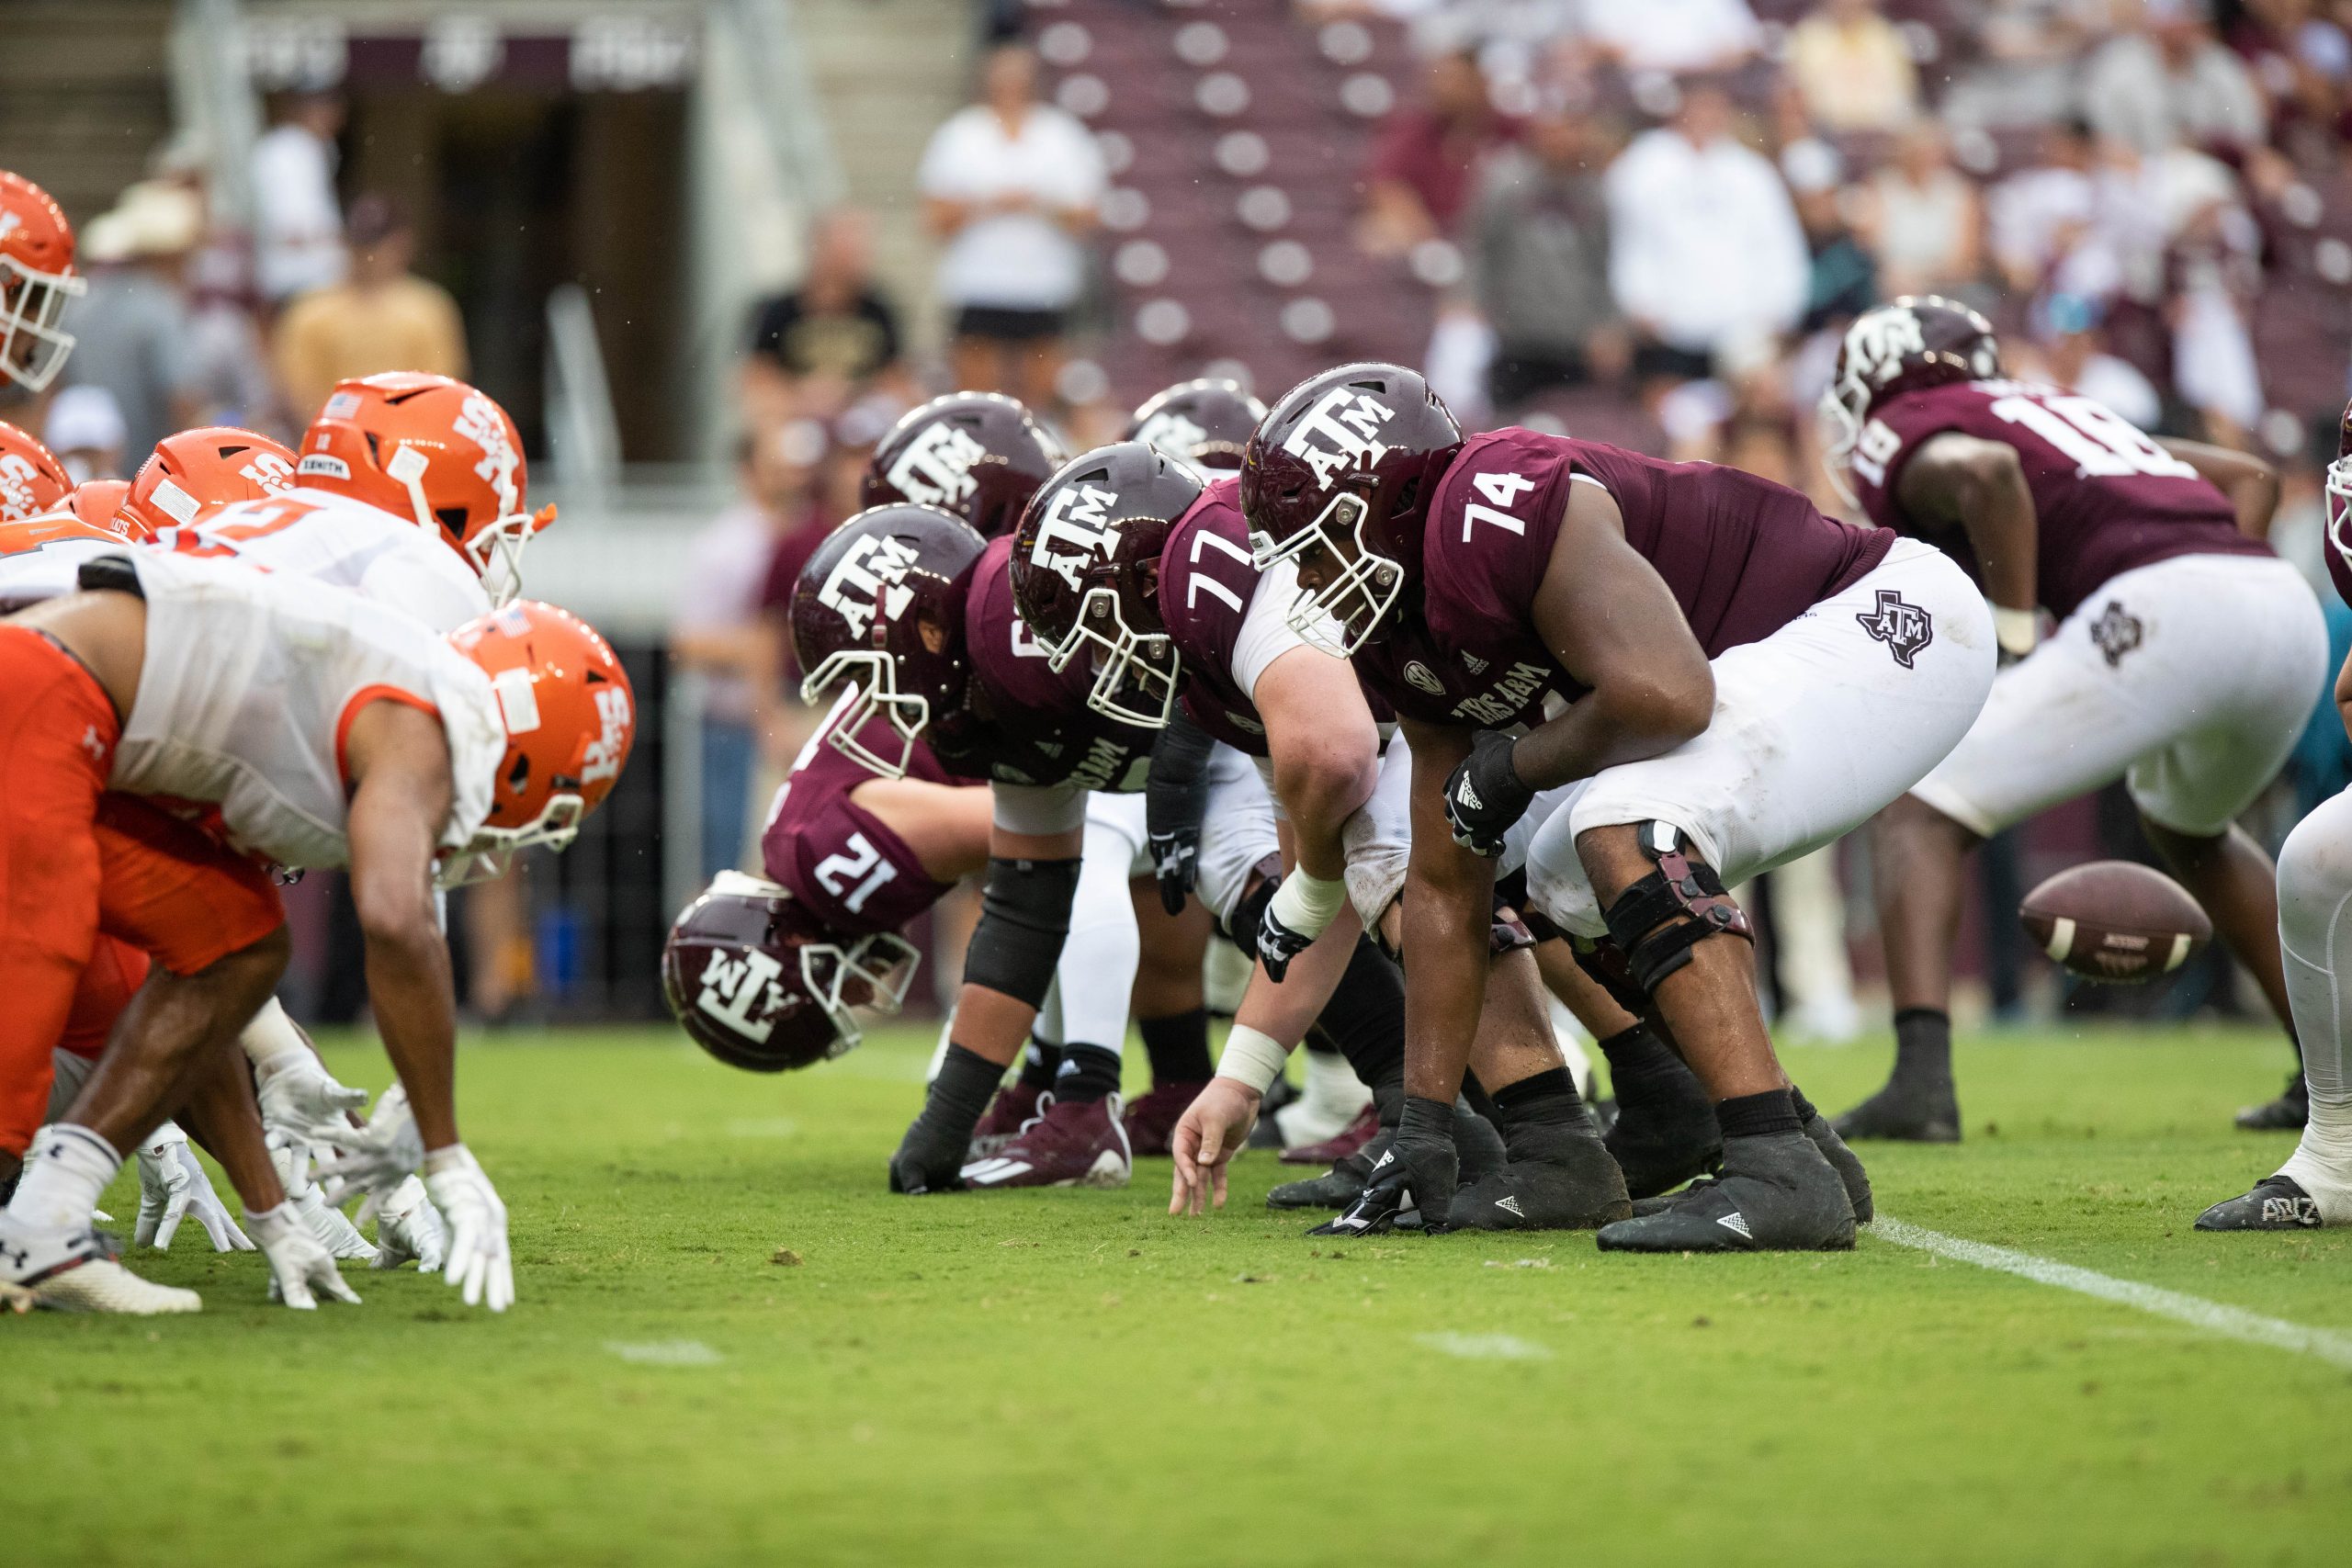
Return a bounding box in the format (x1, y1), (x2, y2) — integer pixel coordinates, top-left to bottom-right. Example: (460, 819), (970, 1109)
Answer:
(435, 506), (469, 538)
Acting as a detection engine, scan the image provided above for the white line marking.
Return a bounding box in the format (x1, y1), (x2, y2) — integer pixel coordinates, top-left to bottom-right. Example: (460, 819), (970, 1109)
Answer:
(1874, 1217), (2352, 1370)
(1414, 1332), (1552, 1362)
(605, 1339), (724, 1366)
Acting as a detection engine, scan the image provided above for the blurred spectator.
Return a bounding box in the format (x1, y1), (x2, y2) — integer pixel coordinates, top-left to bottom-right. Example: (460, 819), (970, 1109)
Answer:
(1944, 1), (2104, 130)
(2166, 171), (2267, 442)
(62, 181), (205, 463)
(1787, 0), (1921, 133)
(251, 91), (348, 309)
(43, 385), (128, 482)
(1784, 140), (1878, 331)
(1362, 50), (1523, 256)
(1577, 0), (1763, 77)
(271, 196), (468, 422)
(1606, 81), (1807, 384)
(741, 209), (907, 433)
(919, 42), (1105, 412)
(1465, 94), (1626, 412)
(1987, 118), (2100, 293)
(2229, 0), (2351, 159)
(182, 243), (279, 436)
(1851, 120), (1984, 299)
(2016, 291), (2165, 427)
(2084, 0), (2267, 155)
(672, 420), (827, 880)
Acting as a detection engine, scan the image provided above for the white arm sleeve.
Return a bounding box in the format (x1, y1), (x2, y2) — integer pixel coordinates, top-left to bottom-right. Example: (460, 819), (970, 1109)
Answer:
(1228, 561), (1341, 702)
(990, 780), (1090, 837)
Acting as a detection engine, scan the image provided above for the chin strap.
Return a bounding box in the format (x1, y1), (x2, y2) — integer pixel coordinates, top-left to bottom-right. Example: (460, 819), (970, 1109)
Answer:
(1598, 821), (1752, 997)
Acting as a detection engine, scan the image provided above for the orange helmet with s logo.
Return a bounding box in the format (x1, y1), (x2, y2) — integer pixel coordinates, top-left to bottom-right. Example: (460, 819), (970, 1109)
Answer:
(441, 600), (635, 885)
(119, 426), (299, 539)
(299, 372), (549, 603)
(0, 418), (73, 523)
(0, 170), (83, 394)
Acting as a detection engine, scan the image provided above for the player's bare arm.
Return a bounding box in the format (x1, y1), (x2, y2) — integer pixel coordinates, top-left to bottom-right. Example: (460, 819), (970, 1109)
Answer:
(342, 700), (460, 1152)
(1897, 431), (2040, 628)
(2157, 437), (2282, 539)
(1255, 647), (1378, 878)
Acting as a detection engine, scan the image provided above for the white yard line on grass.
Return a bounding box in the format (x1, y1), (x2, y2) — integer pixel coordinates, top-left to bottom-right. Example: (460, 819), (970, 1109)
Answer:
(1875, 1216), (2352, 1371)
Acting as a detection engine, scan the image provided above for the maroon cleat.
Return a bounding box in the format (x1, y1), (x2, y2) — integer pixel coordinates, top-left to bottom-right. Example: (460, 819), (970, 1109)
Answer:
(1279, 1102), (1378, 1167)
(1123, 1080), (1210, 1157)
(967, 1082), (1045, 1162)
(959, 1095), (1132, 1190)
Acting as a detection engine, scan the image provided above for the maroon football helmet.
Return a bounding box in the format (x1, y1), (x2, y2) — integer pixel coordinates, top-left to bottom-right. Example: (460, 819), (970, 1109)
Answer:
(1238, 362), (1462, 656)
(860, 392), (1066, 538)
(792, 503), (988, 777)
(1819, 296), (2000, 503)
(1010, 441), (1205, 728)
(1125, 378), (1267, 471)
(662, 872), (921, 1071)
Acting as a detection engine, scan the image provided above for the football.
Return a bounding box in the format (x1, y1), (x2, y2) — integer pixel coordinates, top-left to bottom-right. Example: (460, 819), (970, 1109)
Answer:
(2019, 861), (2212, 984)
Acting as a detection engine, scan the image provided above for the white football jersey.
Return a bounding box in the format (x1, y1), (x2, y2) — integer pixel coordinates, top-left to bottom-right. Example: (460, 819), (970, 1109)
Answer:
(110, 550), (508, 872)
(151, 486), (491, 632)
(0, 533), (115, 609)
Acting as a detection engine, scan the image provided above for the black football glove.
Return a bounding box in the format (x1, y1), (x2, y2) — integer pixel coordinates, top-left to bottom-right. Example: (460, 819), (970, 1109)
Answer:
(1307, 1099), (1458, 1236)
(1256, 878), (1317, 983)
(1148, 827), (1199, 918)
(1442, 730), (1535, 858)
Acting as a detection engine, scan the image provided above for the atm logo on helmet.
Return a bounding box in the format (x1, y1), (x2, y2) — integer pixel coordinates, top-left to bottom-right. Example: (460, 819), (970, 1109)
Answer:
(1283, 388), (1396, 491)
(887, 421), (988, 507)
(817, 532), (921, 638)
(695, 946), (785, 1043)
(1028, 481), (1120, 592)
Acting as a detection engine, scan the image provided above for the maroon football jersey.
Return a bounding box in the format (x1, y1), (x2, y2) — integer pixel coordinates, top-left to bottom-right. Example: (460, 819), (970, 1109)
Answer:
(1849, 380), (2267, 621)
(1375, 429), (1890, 728)
(763, 712), (963, 937)
(946, 534), (1159, 792)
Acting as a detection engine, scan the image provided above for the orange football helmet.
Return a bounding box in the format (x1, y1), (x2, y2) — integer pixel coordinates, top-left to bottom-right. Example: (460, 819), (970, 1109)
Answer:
(69, 479), (136, 539)
(0, 419), (73, 523)
(0, 505), (125, 556)
(442, 600), (635, 885)
(121, 426), (298, 537)
(298, 372), (548, 603)
(0, 171), (82, 393)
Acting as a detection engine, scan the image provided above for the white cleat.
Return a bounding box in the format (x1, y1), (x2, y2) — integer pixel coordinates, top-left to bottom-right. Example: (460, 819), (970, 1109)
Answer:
(0, 1214), (200, 1314)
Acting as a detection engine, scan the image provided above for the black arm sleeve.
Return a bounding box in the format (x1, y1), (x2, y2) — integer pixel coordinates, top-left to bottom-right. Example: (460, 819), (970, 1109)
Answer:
(1145, 709), (1217, 847)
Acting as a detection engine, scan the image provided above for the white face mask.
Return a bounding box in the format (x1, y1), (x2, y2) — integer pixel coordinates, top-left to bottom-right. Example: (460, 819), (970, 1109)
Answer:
(1250, 488), (1400, 659)
(0, 254), (84, 394)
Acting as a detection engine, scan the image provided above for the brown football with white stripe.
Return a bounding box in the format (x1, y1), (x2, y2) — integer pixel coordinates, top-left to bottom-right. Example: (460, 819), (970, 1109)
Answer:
(2019, 862), (2211, 984)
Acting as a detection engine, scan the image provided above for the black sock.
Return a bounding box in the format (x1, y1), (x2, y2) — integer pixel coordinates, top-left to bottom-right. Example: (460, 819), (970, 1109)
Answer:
(1491, 1066), (1587, 1130)
(1054, 1043), (1123, 1103)
(912, 1045), (1006, 1145)
(1785, 1083), (1819, 1125)
(1461, 1070), (1502, 1128)
(1597, 1022), (1683, 1099)
(1396, 1094), (1455, 1147)
(1017, 1039), (1064, 1092)
(1307, 935), (1407, 1094)
(1893, 1008), (1952, 1086)
(1715, 1088), (1803, 1141)
(1139, 1008), (1213, 1085)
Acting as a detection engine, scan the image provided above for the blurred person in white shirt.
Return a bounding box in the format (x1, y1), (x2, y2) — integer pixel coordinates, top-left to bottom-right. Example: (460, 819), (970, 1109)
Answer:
(250, 91), (348, 309)
(1578, 0), (1762, 77)
(918, 43), (1106, 412)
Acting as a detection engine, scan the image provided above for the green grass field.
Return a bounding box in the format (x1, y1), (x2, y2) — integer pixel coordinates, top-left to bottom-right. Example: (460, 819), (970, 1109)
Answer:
(10, 1021), (2350, 1567)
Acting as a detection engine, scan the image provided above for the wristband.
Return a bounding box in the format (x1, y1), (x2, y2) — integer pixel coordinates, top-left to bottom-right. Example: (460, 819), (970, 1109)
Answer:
(1993, 605), (2038, 660)
(1214, 1024), (1292, 1095)
(1269, 868), (1348, 941)
(423, 1143), (476, 1178)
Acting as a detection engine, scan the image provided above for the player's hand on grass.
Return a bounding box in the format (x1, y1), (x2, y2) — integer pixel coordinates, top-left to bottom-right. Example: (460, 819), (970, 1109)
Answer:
(309, 1082), (425, 1214)
(1170, 1077), (1259, 1217)
(370, 1175), (448, 1272)
(266, 1130), (379, 1262)
(133, 1122), (254, 1252)
(424, 1145), (514, 1313)
(246, 1201), (363, 1309)
(254, 1048), (369, 1145)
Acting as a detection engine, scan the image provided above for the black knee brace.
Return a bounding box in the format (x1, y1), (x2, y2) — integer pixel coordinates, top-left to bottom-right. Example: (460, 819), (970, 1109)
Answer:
(963, 857), (1080, 1008)
(1599, 822), (1752, 996)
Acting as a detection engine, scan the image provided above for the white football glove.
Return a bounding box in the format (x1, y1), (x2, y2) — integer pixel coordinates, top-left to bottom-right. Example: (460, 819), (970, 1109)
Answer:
(371, 1174), (449, 1272)
(308, 1082), (425, 1216)
(253, 1048), (368, 1146)
(134, 1122), (254, 1252)
(266, 1130), (379, 1262)
(423, 1145), (514, 1313)
(244, 1201), (362, 1310)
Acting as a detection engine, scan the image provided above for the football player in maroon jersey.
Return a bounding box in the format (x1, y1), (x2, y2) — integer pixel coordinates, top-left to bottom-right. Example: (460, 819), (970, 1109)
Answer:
(1820, 299), (2328, 1146)
(1242, 363), (1998, 1252)
(2199, 403), (2352, 1230)
(1012, 440), (1620, 1230)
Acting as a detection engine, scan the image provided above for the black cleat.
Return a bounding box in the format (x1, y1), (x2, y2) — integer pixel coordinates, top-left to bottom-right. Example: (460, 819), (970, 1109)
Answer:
(2234, 1073), (2308, 1133)
(1596, 1131), (1855, 1253)
(1306, 1138), (1456, 1237)
(1267, 1139), (1380, 1211)
(1603, 1056), (1721, 1198)
(1446, 1122), (1632, 1231)
(2195, 1174), (2324, 1230)
(1804, 1112), (1874, 1224)
(1832, 1077), (1961, 1144)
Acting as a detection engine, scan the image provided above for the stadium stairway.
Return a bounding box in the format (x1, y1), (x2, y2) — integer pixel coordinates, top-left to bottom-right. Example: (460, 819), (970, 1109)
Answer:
(0, 1), (176, 227)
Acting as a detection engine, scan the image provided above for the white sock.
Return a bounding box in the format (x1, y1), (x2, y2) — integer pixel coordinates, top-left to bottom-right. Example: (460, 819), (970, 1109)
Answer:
(8, 1123), (122, 1230)
(2278, 1094), (2352, 1223)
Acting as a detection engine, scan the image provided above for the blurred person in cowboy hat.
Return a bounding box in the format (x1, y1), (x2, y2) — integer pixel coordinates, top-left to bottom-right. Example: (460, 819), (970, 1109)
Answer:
(60, 181), (207, 463)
